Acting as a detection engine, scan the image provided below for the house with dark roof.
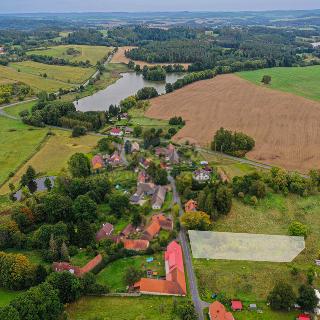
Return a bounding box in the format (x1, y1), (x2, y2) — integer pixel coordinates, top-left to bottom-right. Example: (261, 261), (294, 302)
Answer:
(134, 241), (186, 296)
(155, 144), (179, 164)
(120, 224), (136, 238)
(151, 186), (167, 210)
(130, 182), (156, 205)
(96, 223), (114, 242)
(209, 301), (234, 320)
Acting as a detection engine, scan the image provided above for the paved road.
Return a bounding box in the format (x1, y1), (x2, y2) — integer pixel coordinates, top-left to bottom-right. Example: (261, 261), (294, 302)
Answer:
(169, 175), (205, 320)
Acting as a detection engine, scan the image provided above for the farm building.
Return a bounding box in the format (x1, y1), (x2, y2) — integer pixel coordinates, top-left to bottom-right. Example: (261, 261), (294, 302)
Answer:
(141, 213), (173, 241)
(123, 239), (149, 251)
(134, 241), (186, 296)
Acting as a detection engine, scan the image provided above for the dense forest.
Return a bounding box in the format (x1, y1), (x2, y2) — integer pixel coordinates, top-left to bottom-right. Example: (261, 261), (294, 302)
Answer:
(125, 26), (316, 71)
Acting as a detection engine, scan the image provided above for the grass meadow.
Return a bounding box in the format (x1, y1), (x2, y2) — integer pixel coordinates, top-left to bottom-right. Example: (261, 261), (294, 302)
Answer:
(66, 296), (183, 320)
(0, 129), (100, 194)
(10, 61), (94, 85)
(96, 254), (165, 292)
(0, 116), (47, 188)
(238, 65), (320, 101)
(27, 45), (113, 65)
(194, 193), (320, 303)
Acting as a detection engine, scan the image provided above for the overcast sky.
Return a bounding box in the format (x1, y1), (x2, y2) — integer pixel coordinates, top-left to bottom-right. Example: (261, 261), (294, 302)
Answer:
(1, 0), (320, 13)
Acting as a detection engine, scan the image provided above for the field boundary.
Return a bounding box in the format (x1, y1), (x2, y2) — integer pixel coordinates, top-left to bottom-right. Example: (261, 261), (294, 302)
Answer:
(0, 130), (50, 190)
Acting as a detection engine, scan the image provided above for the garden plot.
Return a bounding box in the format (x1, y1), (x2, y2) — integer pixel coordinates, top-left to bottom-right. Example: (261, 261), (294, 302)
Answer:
(189, 230), (305, 262)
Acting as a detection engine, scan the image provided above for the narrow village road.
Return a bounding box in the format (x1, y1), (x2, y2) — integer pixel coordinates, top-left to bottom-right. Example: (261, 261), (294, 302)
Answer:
(169, 175), (205, 320)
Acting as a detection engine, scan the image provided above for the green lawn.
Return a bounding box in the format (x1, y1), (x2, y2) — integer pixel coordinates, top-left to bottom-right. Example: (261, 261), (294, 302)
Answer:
(3, 100), (36, 118)
(4, 249), (48, 266)
(194, 192), (320, 303)
(70, 250), (94, 267)
(27, 45), (113, 65)
(233, 309), (298, 320)
(0, 116), (47, 187)
(238, 65), (320, 101)
(96, 254), (165, 292)
(0, 288), (23, 307)
(10, 61), (94, 85)
(66, 296), (183, 320)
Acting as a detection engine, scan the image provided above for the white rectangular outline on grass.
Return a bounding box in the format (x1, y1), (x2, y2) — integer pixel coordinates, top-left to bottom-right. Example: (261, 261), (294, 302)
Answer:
(189, 230), (305, 262)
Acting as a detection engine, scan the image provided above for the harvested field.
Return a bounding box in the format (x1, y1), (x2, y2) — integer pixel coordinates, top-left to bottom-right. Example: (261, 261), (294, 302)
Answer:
(112, 46), (189, 69)
(146, 74), (320, 173)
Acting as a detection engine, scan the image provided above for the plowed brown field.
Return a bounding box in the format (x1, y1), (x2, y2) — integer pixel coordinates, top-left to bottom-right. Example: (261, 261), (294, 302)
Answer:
(146, 74), (320, 173)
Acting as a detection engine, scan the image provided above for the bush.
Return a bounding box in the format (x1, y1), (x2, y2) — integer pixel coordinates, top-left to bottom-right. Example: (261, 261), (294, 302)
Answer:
(288, 221), (307, 238)
(72, 126), (87, 137)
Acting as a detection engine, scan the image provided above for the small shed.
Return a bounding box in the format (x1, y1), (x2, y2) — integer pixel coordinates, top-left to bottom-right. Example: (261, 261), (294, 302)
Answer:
(249, 304), (257, 310)
(231, 300), (243, 311)
(297, 314), (311, 320)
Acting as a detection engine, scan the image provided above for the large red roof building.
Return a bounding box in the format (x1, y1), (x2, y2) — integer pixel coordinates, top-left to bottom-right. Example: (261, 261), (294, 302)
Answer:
(134, 241), (186, 296)
(209, 301), (234, 320)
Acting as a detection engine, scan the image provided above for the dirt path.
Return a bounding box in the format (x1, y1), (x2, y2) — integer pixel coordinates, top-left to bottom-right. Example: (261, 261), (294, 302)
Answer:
(146, 74), (320, 173)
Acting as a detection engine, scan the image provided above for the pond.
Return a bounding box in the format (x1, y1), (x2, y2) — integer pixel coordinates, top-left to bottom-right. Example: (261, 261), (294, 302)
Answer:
(75, 72), (183, 112)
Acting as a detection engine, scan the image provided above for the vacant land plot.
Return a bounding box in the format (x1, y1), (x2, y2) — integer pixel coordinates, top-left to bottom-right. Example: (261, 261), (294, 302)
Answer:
(194, 193), (320, 302)
(238, 65), (320, 102)
(0, 129), (100, 194)
(10, 61), (94, 85)
(0, 64), (74, 93)
(96, 254), (164, 292)
(27, 45), (113, 65)
(147, 74), (320, 173)
(3, 100), (36, 118)
(66, 296), (182, 320)
(0, 116), (47, 188)
(112, 46), (189, 69)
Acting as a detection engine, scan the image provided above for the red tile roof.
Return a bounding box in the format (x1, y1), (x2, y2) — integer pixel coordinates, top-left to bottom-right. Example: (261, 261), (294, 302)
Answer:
(298, 315), (311, 320)
(123, 239), (149, 251)
(52, 262), (82, 277)
(185, 199), (197, 212)
(209, 301), (234, 320)
(134, 241), (186, 296)
(80, 254), (103, 274)
(110, 128), (122, 134)
(231, 300), (242, 311)
(141, 214), (173, 241)
(92, 155), (104, 170)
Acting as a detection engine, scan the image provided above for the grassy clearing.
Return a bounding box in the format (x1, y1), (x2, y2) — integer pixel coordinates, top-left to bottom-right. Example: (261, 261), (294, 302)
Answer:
(194, 193), (320, 303)
(4, 249), (48, 266)
(233, 309), (298, 320)
(238, 65), (320, 101)
(199, 150), (261, 179)
(10, 61), (94, 85)
(0, 288), (23, 307)
(27, 45), (113, 65)
(3, 100), (36, 118)
(0, 129), (100, 194)
(0, 116), (47, 188)
(96, 254), (165, 292)
(70, 250), (93, 267)
(0, 65), (74, 93)
(66, 296), (183, 320)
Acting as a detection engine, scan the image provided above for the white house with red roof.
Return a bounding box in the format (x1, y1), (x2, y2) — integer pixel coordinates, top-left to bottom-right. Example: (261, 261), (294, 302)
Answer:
(110, 128), (123, 137)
